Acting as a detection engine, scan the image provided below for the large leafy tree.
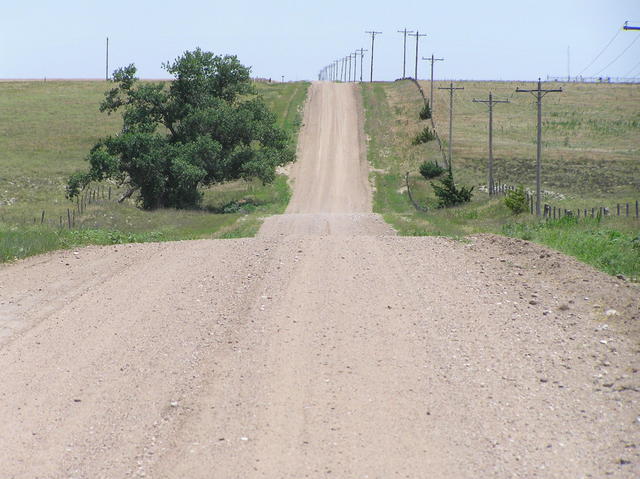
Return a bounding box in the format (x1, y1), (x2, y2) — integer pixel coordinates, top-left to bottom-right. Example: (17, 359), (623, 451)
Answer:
(68, 49), (295, 209)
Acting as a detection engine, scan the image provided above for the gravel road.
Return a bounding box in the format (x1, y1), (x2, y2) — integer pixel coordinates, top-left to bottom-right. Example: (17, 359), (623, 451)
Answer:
(0, 82), (638, 478)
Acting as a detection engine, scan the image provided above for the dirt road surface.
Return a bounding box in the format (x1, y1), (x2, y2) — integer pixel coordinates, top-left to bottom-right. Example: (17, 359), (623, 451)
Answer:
(1, 82), (639, 478)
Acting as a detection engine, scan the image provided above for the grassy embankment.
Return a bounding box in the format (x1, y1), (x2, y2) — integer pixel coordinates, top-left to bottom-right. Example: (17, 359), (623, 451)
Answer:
(0, 80), (308, 261)
(361, 80), (640, 279)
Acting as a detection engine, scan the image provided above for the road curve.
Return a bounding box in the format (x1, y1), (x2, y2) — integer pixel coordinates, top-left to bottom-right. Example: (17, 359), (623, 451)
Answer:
(0, 82), (638, 478)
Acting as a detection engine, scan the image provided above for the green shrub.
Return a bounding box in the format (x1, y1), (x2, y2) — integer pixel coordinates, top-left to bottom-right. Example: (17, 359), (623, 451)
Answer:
(504, 185), (528, 214)
(419, 160), (445, 179)
(431, 172), (473, 207)
(419, 102), (432, 120)
(412, 127), (436, 145)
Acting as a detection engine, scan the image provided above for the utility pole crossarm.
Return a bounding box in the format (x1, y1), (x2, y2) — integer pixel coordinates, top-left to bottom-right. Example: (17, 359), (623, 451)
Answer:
(472, 98), (510, 104)
(624, 21), (640, 30)
(516, 86), (563, 95)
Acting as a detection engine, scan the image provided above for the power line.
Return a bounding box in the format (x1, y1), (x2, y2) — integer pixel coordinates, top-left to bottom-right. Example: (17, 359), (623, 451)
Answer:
(365, 31), (382, 82)
(577, 29), (621, 76)
(593, 33), (640, 75)
(624, 58), (640, 77)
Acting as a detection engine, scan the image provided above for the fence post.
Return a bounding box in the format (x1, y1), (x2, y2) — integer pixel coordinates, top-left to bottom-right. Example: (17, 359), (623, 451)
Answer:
(40, 210), (45, 224)
(67, 209), (72, 229)
(636, 200), (639, 219)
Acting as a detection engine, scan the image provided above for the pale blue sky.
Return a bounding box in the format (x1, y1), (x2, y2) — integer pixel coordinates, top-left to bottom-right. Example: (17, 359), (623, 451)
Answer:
(1, 0), (639, 81)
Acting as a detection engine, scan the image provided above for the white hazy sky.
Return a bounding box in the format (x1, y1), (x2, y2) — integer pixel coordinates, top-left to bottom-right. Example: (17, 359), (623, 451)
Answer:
(1, 0), (639, 81)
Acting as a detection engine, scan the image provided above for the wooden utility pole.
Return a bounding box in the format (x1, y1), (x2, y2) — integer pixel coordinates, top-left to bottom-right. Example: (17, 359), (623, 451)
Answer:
(624, 21), (640, 30)
(352, 51), (359, 82)
(356, 48), (368, 82)
(438, 82), (464, 170)
(472, 92), (510, 195)
(408, 30), (427, 79)
(348, 54), (352, 82)
(422, 54), (444, 111)
(397, 28), (414, 78)
(365, 31), (382, 82)
(105, 37), (109, 81)
(516, 79), (562, 216)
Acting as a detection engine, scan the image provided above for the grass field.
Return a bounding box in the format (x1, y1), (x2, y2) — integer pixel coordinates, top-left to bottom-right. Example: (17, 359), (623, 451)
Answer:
(361, 79), (640, 280)
(0, 80), (308, 261)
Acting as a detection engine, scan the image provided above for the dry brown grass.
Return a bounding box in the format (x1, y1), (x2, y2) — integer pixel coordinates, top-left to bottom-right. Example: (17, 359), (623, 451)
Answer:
(369, 79), (640, 197)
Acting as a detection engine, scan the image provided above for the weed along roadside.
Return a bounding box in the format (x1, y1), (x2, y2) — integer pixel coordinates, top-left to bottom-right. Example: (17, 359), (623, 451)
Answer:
(360, 79), (640, 280)
(0, 75), (309, 262)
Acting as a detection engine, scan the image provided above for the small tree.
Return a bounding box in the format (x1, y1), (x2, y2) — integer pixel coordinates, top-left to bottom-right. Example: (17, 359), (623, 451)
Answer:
(67, 48), (294, 209)
(431, 172), (473, 207)
(412, 126), (436, 145)
(419, 101), (432, 120)
(505, 185), (528, 214)
(419, 160), (445, 179)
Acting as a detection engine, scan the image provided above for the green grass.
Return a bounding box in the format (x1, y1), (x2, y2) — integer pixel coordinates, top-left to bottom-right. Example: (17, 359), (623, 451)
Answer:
(503, 216), (640, 281)
(0, 79), (309, 262)
(361, 79), (640, 279)
(0, 225), (168, 262)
